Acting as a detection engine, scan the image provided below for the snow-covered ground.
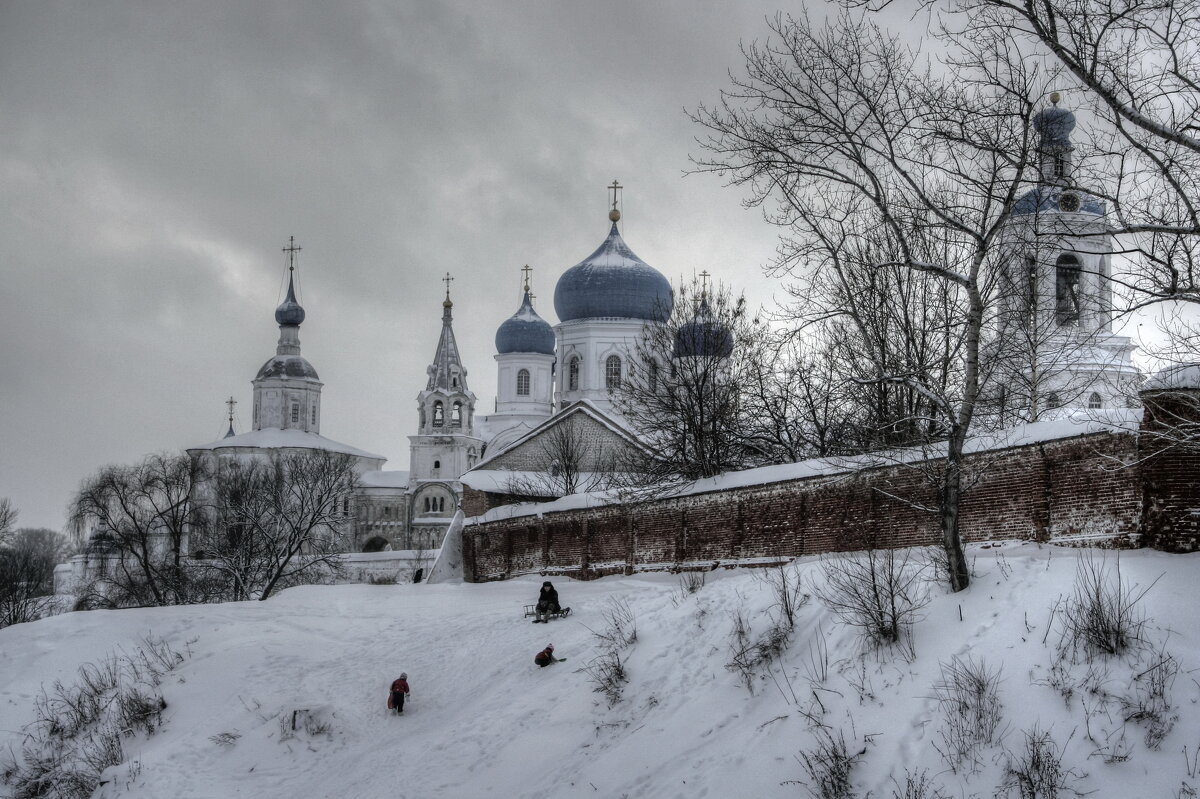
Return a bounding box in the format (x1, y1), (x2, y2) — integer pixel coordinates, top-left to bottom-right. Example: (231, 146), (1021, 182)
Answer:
(2, 543), (1198, 798)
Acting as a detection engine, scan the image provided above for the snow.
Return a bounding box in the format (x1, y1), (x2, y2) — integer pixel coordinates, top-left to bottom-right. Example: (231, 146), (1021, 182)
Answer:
(1144, 363), (1200, 391)
(2, 544), (1198, 798)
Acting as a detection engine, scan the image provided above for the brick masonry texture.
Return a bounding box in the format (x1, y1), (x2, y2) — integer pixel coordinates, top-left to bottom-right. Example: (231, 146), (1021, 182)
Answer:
(462, 399), (1200, 582)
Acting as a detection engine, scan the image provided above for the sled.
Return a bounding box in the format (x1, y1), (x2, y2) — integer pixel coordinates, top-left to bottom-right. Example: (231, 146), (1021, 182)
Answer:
(523, 604), (571, 620)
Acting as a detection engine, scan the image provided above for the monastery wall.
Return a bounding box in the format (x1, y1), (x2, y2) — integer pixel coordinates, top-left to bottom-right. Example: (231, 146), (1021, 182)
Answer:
(460, 424), (1193, 582)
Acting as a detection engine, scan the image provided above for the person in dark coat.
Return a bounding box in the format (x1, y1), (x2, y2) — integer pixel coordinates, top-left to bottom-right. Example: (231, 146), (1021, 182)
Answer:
(534, 644), (560, 667)
(387, 673), (410, 714)
(533, 581), (560, 623)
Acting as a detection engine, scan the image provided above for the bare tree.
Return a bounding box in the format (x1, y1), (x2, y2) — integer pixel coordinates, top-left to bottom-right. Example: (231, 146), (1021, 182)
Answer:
(70, 453), (210, 607)
(0, 498), (16, 547)
(692, 12), (1059, 590)
(612, 279), (766, 483)
(0, 527), (71, 628)
(504, 417), (617, 499)
(195, 449), (359, 601)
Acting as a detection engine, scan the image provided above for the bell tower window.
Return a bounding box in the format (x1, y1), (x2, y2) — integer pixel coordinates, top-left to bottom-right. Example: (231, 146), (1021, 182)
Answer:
(433, 401), (444, 427)
(568, 357), (580, 391)
(516, 369), (530, 396)
(1055, 254), (1082, 326)
(452, 401), (462, 427)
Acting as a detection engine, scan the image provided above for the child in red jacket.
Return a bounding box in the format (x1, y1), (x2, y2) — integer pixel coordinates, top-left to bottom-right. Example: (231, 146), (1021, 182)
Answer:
(387, 673), (410, 714)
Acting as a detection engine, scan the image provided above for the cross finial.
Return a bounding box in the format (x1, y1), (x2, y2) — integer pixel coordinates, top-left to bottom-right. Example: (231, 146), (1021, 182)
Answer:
(442, 271), (454, 299)
(609, 179), (622, 210)
(699, 270), (711, 298)
(282, 236), (302, 273)
(521, 264), (533, 293)
(226, 396), (237, 425)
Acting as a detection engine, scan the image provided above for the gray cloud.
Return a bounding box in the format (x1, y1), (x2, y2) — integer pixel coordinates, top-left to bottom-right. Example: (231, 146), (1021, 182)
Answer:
(0, 0), (786, 530)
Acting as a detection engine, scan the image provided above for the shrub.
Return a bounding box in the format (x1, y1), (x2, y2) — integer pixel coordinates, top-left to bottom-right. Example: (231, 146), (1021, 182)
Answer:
(1057, 553), (1154, 658)
(1000, 725), (1083, 799)
(795, 728), (864, 799)
(816, 548), (928, 655)
(932, 655), (1004, 773)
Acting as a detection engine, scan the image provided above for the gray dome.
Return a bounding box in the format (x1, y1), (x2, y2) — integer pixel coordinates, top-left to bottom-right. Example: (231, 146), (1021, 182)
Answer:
(1033, 106), (1076, 148)
(674, 298), (733, 358)
(1143, 363), (1200, 391)
(275, 271), (306, 326)
(554, 222), (674, 322)
(1012, 186), (1104, 217)
(496, 291), (555, 355)
(256, 355), (319, 380)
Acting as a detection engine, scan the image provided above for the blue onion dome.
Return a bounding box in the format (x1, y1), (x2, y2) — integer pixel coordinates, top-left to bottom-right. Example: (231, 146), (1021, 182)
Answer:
(274, 271), (306, 326)
(1032, 105), (1076, 148)
(256, 355), (319, 380)
(496, 290), (555, 355)
(554, 222), (674, 322)
(1012, 186), (1105, 216)
(674, 297), (734, 358)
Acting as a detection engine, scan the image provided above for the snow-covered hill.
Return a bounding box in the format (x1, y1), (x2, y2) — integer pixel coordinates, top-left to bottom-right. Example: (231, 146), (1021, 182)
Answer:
(2, 544), (1198, 798)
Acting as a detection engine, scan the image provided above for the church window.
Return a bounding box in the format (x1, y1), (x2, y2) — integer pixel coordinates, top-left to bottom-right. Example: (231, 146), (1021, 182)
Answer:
(433, 401), (444, 427)
(568, 357), (580, 391)
(606, 355), (622, 389)
(453, 376), (459, 387)
(452, 401), (462, 427)
(1088, 392), (1102, 410)
(648, 360), (659, 393)
(517, 369), (530, 396)
(438, 497), (445, 512)
(1053, 156), (1065, 178)
(291, 403), (299, 424)
(1045, 392), (1061, 410)
(423, 497), (430, 513)
(420, 408), (426, 427)
(311, 405), (316, 425)
(1055, 254), (1082, 326)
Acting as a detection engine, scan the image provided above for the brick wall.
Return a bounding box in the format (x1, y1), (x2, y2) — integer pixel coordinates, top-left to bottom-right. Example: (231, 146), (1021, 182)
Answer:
(463, 428), (1162, 582)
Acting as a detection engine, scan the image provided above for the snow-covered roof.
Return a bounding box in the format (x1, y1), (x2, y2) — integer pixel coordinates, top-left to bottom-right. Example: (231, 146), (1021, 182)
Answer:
(188, 428), (386, 461)
(466, 409), (1141, 525)
(472, 399), (645, 470)
(359, 470), (409, 489)
(1143, 363), (1200, 391)
(460, 470), (634, 494)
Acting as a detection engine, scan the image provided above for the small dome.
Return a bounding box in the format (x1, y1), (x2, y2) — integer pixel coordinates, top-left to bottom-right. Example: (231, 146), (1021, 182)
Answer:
(496, 291), (555, 355)
(1033, 105), (1076, 148)
(1011, 186), (1104, 217)
(275, 271), (306, 326)
(256, 355), (320, 380)
(554, 222), (674, 322)
(673, 298), (733, 358)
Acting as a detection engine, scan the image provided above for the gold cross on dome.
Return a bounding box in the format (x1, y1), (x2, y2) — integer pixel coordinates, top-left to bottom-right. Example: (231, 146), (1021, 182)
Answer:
(521, 264), (533, 293)
(609, 179), (623, 211)
(700, 270), (711, 297)
(282, 236), (301, 272)
(226, 396), (237, 424)
(442, 271), (454, 298)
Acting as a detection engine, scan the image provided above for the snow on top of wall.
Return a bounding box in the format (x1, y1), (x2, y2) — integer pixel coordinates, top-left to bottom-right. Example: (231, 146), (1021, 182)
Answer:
(188, 427), (386, 461)
(466, 409), (1141, 526)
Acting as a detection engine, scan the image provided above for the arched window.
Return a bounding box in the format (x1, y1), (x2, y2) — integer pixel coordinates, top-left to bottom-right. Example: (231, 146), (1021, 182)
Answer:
(1045, 392), (1061, 410)
(433, 401), (444, 427)
(423, 497), (430, 513)
(290, 403), (300, 424)
(648, 360), (659, 393)
(606, 355), (622, 389)
(1053, 156), (1065, 178)
(568, 357), (580, 391)
(438, 497), (445, 512)
(452, 401), (462, 427)
(1088, 392), (1102, 410)
(516, 369), (530, 396)
(1055, 254), (1082, 326)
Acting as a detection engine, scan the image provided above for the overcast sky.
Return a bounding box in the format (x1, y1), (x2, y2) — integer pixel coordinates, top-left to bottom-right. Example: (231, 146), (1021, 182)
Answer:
(0, 0), (816, 531)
